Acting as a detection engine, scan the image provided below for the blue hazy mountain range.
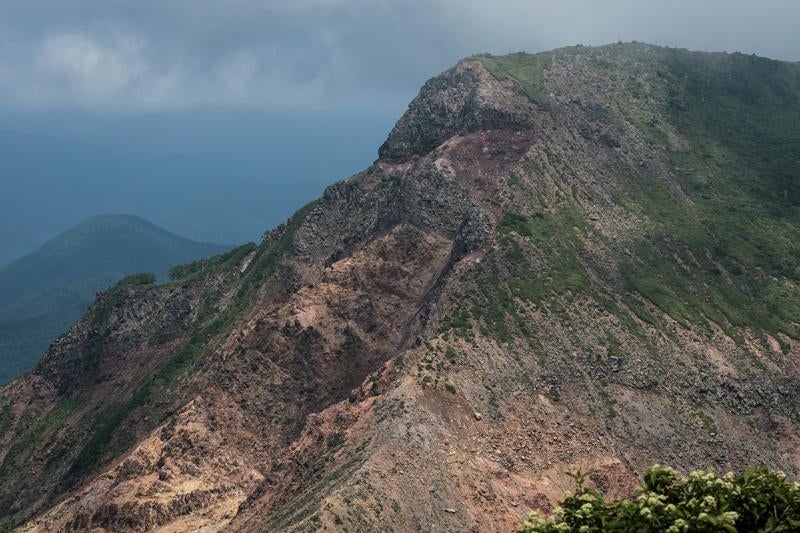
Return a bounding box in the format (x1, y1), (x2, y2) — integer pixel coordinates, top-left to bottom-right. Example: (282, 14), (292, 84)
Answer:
(0, 214), (231, 383)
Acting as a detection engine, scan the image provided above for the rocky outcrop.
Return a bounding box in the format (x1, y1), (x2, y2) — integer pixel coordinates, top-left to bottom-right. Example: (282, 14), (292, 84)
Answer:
(33, 283), (201, 394)
(378, 61), (541, 161)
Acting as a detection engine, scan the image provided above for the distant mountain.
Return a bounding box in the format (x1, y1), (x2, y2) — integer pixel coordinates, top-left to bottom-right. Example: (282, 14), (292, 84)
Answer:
(0, 214), (230, 383)
(0, 227), (38, 268)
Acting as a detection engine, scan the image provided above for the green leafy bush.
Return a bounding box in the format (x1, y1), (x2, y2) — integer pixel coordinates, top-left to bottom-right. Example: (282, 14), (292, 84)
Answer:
(518, 465), (800, 532)
(114, 272), (156, 288)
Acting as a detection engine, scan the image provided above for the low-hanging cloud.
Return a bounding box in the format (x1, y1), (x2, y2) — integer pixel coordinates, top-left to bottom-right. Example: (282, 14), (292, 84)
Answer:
(0, 0), (798, 112)
(1, 24), (338, 111)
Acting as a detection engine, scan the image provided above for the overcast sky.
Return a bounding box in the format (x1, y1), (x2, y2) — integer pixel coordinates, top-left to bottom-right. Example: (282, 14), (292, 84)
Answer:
(1, 0), (799, 113)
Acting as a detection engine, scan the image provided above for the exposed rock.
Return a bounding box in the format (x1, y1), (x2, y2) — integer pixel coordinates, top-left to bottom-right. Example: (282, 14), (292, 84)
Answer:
(378, 61), (541, 161)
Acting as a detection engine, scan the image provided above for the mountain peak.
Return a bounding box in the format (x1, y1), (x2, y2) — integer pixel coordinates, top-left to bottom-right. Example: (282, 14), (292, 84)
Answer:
(378, 55), (543, 161)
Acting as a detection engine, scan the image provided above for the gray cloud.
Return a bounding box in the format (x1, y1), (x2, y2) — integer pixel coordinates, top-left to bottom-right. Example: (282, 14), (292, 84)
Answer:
(0, 0), (798, 112)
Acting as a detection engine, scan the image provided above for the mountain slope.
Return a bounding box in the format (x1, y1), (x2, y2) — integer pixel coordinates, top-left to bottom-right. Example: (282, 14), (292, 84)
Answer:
(0, 214), (230, 383)
(0, 227), (38, 269)
(1, 43), (800, 532)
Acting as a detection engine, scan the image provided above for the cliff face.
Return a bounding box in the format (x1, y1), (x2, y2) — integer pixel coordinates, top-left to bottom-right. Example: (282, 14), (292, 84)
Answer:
(2, 42), (800, 532)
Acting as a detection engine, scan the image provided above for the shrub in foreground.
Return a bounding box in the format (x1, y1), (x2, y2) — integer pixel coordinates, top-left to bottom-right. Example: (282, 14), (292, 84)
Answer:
(518, 465), (800, 532)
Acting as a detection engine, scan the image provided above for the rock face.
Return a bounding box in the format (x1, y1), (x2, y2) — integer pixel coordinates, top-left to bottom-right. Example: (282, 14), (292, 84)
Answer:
(3, 42), (800, 532)
(378, 61), (541, 161)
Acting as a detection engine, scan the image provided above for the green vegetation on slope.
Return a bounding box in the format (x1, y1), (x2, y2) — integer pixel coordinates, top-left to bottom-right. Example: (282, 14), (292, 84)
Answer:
(115, 272), (157, 288)
(0, 398), (82, 480)
(445, 204), (589, 344)
(449, 45), (800, 349)
(474, 52), (552, 107)
(168, 242), (258, 283)
(0, 396), (83, 525)
(499, 206), (590, 299)
(618, 48), (800, 341)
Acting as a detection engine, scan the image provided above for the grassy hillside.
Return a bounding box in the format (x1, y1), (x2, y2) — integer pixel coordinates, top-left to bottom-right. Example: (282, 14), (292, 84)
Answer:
(476, 44), (800, 345)
(622, 47), (800, 340)
(474, 51), (552, 107)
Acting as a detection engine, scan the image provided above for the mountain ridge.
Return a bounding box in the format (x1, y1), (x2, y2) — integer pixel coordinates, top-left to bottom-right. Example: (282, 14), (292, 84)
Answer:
(1, 42), (799, 532)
